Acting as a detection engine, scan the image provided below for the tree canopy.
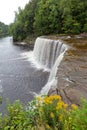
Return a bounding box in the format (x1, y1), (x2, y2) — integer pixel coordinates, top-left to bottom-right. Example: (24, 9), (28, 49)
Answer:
(9, 0), (87, 41)
(0, 22), (8, 38)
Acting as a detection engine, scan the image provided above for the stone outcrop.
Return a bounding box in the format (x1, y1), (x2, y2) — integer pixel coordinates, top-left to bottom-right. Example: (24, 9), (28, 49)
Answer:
(48, 38), (87, 105)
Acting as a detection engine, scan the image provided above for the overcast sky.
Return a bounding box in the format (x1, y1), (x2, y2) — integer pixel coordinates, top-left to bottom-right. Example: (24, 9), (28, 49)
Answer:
(0, 0), (29, 25)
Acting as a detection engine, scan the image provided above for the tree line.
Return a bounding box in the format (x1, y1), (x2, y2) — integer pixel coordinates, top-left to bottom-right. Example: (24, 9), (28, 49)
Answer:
(9, 0), (87, 41)
(0, 22), (8, 38)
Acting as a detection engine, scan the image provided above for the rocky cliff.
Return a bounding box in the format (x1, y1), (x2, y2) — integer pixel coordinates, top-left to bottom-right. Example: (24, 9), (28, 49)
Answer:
(48, 37), (87, 105)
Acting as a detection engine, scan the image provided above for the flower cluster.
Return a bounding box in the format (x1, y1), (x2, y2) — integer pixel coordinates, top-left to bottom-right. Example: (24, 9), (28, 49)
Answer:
(35, 95), (79, 130)
(36, 95), (68, 110)
(1, 94), (87, 130)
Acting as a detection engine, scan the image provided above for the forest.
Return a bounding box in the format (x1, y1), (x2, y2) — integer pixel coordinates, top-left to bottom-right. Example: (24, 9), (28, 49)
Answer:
(0, 22), (8, 38)
(9, 0), (87, 41)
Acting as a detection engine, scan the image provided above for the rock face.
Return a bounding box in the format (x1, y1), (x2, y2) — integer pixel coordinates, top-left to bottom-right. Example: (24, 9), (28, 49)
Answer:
(48, 38), (87, 105)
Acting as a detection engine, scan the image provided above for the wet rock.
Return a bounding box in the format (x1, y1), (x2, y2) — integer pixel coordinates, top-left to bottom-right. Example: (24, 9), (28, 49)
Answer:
(79, 33), (87, 38)
(14, 41), (33, 48)
(64, 37), (87, 49)
(48, 88), (58, 96)
(49, 38), (87, 105)
(56, 48), (87, 105)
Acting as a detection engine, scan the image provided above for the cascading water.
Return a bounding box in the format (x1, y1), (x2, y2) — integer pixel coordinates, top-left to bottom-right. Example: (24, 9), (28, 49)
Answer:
(33, 37), (66, 69)
(40, 51), (66, 95)
(22, 37), (67, 95)
(33, 37), (67, 95)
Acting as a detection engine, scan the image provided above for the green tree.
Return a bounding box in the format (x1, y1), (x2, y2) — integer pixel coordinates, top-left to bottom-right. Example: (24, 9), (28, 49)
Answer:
(10, 0), (87, 41)
(0, 22), (8, 37)
(34, 0), (61, 35)
(10, 0), (39, 41)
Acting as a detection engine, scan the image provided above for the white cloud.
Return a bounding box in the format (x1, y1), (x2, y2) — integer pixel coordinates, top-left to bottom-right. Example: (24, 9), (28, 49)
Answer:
(0, 0), (29, 25)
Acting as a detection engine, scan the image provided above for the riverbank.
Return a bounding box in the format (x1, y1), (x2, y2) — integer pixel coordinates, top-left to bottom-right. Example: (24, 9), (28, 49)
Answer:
(13, 33), (87, 48)
(13, 36), (36, 50)
(48, 37), (87, 105)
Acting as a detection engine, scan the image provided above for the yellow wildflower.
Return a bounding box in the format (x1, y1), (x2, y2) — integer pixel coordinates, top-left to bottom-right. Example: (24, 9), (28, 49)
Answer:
(50, 112), (55, 118)
(56, 105), (62, 110)
(49, 95), (61, 101)
(63, 103), (68, 109)
(71, 104), (78, 110)
(43, 95), (62, 105)
(56, 101), (64, 110)
(43, 97), (52, 104)
(53, 95), (61, 100)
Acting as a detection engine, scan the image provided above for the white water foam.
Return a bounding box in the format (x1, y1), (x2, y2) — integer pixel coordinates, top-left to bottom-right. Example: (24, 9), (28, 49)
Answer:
(20, 37), (67, 95)
(40, 51), (66, 95)
(33, 37), (65, 69)
(20, 37), (66, 71)
(20, 51), (50, 71)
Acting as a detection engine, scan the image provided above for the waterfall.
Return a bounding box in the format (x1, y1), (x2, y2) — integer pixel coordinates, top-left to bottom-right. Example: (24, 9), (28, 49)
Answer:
(21, 37), (67, 95)
(33, 37), (66, 69)
(40, 51), (66, 95)
(33, 37), (67, 95)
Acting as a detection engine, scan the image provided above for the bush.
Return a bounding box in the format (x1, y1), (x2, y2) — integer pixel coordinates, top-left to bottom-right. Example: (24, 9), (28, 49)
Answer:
(0, 95), (87, 130)
(0, 96), (3, 104)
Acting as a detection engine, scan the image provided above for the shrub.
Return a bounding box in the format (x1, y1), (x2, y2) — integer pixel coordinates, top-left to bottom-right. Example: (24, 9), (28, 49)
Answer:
(0, 95), (87, 130)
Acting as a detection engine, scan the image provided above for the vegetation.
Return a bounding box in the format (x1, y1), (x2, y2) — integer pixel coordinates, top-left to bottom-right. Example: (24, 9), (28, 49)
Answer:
(9, 0), (39, 41)
(0, 96), (3, 104)
(0, 95), (87, 130)
(9, 0), (87, 41)
(0, 22), (8, 38)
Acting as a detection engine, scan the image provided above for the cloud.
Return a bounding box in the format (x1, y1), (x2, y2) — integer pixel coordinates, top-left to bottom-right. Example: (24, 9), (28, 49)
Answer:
(0, 0), (29, 25)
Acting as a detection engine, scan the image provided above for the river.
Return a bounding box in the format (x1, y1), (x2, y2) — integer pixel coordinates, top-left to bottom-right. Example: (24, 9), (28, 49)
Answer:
(0, 37), (49, 113)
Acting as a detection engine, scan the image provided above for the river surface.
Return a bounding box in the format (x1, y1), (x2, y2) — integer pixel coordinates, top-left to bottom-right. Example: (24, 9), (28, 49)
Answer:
(0, 37), (49, 113)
